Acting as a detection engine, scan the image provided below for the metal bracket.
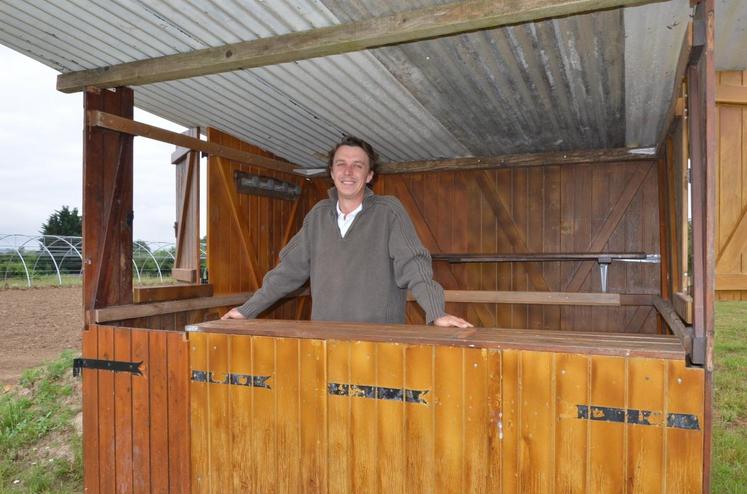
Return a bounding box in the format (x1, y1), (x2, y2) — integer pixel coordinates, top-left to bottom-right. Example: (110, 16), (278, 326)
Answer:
(72, 358), (143, 377)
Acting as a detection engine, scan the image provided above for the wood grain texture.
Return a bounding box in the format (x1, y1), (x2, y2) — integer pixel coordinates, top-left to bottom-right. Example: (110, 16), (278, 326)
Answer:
(190, 319), (685, 360)
(174, 129), (201, 278)
(206, 129), (318, 318)
(374, 162), (660, 332)
(715, 72), (747, 299)
(187, 329), (705, 493)
(133, 284), (213, 304)
(83, 89), (133, 314)
(83, 325), (190, 493)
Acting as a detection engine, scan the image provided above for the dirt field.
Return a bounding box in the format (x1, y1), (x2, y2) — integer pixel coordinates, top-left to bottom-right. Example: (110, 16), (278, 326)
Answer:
(0, 287), (82, 384)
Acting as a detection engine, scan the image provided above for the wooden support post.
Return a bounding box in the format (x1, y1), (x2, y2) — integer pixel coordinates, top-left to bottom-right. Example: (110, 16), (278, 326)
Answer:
(83, 88), (134, 316)
(81, 87), (134, 494)
(687, 1), (715, 491)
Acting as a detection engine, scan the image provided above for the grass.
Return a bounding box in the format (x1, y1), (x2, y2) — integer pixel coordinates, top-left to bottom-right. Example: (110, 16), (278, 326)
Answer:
(0, 352), (82, 494)
(712, 301), (747, 493)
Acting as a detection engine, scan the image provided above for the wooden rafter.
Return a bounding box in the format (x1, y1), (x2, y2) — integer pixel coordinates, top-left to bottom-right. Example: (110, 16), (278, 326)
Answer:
(379, 148), (658, 175)
(57, 0), (666, 93)
(87, 110), (298, 175)
(475, 171), (551, 291)
(564, 163), (653, 292)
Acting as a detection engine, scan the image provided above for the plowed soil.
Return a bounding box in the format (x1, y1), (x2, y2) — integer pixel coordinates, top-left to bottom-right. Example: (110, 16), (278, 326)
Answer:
(0, 287), (82, 384)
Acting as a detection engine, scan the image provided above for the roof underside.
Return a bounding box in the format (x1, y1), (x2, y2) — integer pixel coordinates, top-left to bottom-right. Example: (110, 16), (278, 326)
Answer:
(0, 0), (741, 169)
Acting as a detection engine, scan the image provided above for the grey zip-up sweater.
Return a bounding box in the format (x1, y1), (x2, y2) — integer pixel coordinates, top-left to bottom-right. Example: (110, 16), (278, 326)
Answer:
(236, 187), (446, 324)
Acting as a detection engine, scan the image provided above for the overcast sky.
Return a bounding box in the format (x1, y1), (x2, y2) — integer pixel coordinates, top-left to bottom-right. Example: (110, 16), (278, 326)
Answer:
(0, 44), (205, 243)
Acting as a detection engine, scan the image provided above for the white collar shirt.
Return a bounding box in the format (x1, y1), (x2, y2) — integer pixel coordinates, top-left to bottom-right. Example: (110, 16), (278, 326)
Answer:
(336, 201), (362, 238)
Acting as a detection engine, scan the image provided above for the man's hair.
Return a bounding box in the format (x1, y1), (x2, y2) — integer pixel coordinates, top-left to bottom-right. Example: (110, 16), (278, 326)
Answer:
(327, 136), (378, 174)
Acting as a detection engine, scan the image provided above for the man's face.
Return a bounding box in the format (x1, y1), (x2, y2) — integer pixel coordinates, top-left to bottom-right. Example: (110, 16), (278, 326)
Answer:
(330, 145), (374, 203)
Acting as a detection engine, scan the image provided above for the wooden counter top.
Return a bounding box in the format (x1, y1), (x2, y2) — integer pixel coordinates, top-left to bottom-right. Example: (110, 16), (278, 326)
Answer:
(186, 319), (685, 360)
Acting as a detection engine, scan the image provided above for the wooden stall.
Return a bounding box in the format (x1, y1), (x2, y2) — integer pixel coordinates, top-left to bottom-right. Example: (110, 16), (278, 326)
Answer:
(20, 0), (720, 492)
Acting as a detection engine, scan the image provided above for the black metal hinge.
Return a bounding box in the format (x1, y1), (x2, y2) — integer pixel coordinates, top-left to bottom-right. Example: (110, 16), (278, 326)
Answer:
(72, 358), (143, 377)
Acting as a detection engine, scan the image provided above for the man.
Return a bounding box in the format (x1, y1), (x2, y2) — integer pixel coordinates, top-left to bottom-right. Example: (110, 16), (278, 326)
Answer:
(222, 136), (472, 328)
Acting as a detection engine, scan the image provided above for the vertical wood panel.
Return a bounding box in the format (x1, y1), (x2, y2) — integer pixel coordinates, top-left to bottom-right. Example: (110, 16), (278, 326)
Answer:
(113, 329), (133, 494)
(228, 334), (252, 493)
(208, 333), (231, 493)
(434, 346), (463, 493)
(589, 356), (626, 492)
(665, 360), (705, 493)
(555, 353), (589, 492)
(376, 343), (405, 493)
(485, 350), (502, 492)
(299, 339), (327, 492)
(463, 348), (489, 493)
(149, 331), (170, 493)
(627, 357), (666, 493)
(519, 351), (554, 493)
(97, 326), (115, 494)
(350, 341), (376, 492)
(327, 340), (351, 494)
(82, 328), (100, 494)
(190, 333), (210, 494)
(167, 331), (190, 493)
(404, 345), (435, 493)
(252, 336), (277, 493)
(275, 338), (301, 492)
(501, 349), (520, 493)
(132, 329), (150, 494)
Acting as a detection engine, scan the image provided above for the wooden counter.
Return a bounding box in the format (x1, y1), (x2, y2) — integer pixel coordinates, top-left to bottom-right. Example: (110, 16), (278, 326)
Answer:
(186, 320), (703, 493)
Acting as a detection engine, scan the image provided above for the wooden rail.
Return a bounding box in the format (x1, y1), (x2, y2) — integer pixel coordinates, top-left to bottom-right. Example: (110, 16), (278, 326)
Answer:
(653, 295), (694, 358)
(93, 292), (253, 323)
(94, 290), (653, 323)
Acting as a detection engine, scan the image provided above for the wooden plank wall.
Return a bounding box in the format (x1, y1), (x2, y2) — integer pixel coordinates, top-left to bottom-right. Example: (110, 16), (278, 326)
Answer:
(205, 130), (660, 332)
(206, 128), (324, 318)
(371, 162), (661, 332)
(715, 70), (747, 300)
(81, 324), (190, 493)
(189, 332), (705, 493)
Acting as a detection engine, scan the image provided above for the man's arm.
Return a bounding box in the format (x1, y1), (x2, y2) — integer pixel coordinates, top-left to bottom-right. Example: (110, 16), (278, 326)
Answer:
(387, 199), (472, 328)
(222, 223), (311, 320)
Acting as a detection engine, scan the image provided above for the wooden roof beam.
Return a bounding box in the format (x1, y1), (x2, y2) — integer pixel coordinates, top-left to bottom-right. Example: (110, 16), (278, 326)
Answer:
(376, 147), (659, 175)
(87, 110), (299, 175)
(58, 0), (666, 93)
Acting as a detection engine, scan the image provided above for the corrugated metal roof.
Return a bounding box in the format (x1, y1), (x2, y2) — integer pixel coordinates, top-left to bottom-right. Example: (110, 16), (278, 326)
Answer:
(0, 0), (734, 169)
(624, 0), (690, 147)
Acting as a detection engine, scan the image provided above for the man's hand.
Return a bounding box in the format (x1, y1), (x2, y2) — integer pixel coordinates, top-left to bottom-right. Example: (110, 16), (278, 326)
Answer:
(221, 307), (247, 320)
(433, 314), (473, 328)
